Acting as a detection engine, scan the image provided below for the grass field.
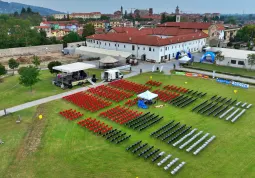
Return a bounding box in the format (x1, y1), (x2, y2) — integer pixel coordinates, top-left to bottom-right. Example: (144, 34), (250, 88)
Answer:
(192, 63), (255, 77)
(0, 73), (255, 178)
(0, 69), (104, 110)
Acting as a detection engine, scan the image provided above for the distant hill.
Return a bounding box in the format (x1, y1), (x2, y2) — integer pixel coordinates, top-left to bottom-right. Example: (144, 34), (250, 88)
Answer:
(0, 0), (64, 16)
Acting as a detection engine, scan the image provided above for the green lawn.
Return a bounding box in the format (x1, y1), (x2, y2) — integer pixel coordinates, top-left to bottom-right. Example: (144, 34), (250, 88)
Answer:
(191, 62), (255, 77)
(0, 69), (104, 110)
(0, 73), (255, 178)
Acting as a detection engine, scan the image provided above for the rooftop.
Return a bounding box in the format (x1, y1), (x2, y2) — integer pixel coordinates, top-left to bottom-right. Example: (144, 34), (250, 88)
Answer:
(158, 22), (212, 30)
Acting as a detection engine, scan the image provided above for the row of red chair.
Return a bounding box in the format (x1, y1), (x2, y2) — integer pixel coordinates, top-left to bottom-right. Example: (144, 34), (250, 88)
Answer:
(125, 98), (139, 107)
(153, 89), (180, 102)
(77, 118), (113, 134)
(163, 85), (189, 93)
(99, 106), (143, 125)
(59, 109), (83, 121)
(109, 79), (151, 94)
(145, 80), (162, 87)
(63, 92), (112, 112)
(87, 85), (133, 102)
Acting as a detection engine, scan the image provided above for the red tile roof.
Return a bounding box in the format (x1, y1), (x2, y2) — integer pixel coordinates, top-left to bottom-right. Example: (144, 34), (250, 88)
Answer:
(158, 22), (212, 30)
(139, 27), (199, 36)
(87, 32), (208, 46)
(109, 27), (139, 34)
(35, 26), (51, 29)
(216, 24), (225, 30)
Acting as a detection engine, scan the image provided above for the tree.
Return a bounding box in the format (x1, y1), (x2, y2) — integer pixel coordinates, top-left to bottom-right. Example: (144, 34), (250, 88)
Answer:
(0, 63), (7, 76)
(247, 54), (255, 70)
(100, 15), (110, 21)
(203, 16), (208, 22)
(48, 61), (62, 74)
(19, 66), (40, 92)
(161, 13), (166, 24)
(21, 7), (26, 14)
(13, 11), (19, 17)
(32, 55), (41, 68)
(63, 32), (81, 43)
(8, 58), (19, 75)
(124, 10), (128, 18)
(82, 24), (95, 39)
(27, 7), (32, 14)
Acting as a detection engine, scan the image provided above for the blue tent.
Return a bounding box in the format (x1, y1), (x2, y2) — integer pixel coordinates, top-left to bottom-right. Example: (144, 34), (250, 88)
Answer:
(200, 51), (216, 63)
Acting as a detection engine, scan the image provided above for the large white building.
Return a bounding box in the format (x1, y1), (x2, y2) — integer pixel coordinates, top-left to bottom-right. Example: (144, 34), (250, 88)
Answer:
(70, 12), (101, 20)
(86, 27), (208, 62)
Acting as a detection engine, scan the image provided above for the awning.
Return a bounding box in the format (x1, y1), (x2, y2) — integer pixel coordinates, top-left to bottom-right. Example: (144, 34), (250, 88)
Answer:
(179, 56), (191, 63)
(75, 46), (132, 58)
(137, 90), (158, 100)
(99, 56), (118, 64)
(53, 62), (96, 73)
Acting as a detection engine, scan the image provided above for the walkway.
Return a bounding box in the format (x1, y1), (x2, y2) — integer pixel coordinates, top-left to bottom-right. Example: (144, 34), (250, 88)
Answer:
(0, 81), (106, 117)
(180, 68), (255, 84)
(0, 70), (143, 117)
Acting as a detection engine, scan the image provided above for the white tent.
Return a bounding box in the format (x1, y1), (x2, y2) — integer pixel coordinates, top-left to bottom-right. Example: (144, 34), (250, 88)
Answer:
(53, 62), (96, 73)
(99, 56), (118, 64)
(179, 56), (191, 64)
(137, 90), (158, 100)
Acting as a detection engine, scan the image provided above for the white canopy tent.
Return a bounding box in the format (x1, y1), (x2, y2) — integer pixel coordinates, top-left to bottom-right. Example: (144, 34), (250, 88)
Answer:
(53, 62), (96, 73)
(179, 56), (191, 64)
(137, 90), (158, 100)
(75, 46), (132, 59)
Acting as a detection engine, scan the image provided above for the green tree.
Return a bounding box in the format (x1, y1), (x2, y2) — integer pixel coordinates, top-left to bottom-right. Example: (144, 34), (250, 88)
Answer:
(161, 13), (166, 24)
(203, 16), (208, 22)
(247, 54), (255, 70)
(13, 11), (19, 17)
(32, 55), (41, 68)
(27, 7), (32, 14)
(124, 10), (128, 18)
(100, 15), (110, 21)
(48, 61), (62, 74)
(19, 66), (40, 92)
(8, 58), (19, 75)
(0, 63), (7, 76)
(82, 23), (95, 39)
(63, 32), (81, 43)
(21, 7), (26, 14)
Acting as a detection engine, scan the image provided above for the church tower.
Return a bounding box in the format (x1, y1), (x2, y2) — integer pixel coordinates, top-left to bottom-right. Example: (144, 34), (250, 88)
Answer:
(175, 6), (181, 22)
(121, 6), (123, 16)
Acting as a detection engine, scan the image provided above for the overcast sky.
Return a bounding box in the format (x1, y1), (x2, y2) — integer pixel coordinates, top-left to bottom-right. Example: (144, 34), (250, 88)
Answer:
(6, 0), (255, 14)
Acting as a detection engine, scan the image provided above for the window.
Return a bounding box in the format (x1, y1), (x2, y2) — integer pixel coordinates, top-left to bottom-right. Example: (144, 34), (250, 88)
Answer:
(165, 55), (167, 59)
(153, 49), (155, 51)
(96, 41), (98, 44)
(173, 53), (175, 57)
(172, 46), (173, 49)
(165, 47), (167, 50)
(105, 43), (106, 46)
(238, 61), (245, 65)
(100, 42), (101, 45)
(231, 60), (236, 64)
(138, 47), (140, 50)
(124, 45), (126, 48)
(132, 45), (135, 51)
(149, 47), (151, 51)
(118, 44), (119, 47)
(115, 44), (116, 46)
(143, 47), (145, 50)
(109, 43), (110, 46)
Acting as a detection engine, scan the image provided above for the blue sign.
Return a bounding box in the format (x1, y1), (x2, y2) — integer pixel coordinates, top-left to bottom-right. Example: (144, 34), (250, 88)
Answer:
(231, 81), (249, 89)
(216, 78), (249, 89)
(216, 78), (231, 85)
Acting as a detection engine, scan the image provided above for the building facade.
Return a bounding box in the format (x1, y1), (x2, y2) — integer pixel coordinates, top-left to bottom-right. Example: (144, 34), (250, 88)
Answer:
(86, 31), (207, 62)
(52, 14), (67, 19)
(70, 12), (101, 19)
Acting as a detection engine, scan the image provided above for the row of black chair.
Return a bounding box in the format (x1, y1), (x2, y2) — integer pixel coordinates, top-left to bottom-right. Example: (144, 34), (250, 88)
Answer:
(128, 113), (155, 128)
(150, 121), (175, 136)
(155, 122), (180, 138)
(104, 129), (131, 144)
(125, 112), (151, 126)
(180, 98), (198, 108)
(138, 146), (154, 157)
(162, 125), (186, 141)
(139, 117), (163, 131)
(167, 126), (192, 144)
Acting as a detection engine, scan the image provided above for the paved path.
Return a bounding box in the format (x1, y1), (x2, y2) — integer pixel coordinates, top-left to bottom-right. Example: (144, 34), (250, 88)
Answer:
(0, 81), (106, 117)
(180, 68), (255, 84)
(0, 71), (143, 117)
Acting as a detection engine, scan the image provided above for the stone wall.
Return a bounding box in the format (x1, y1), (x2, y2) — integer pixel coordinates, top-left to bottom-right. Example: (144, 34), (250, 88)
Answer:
(0, 44), (63, 58)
